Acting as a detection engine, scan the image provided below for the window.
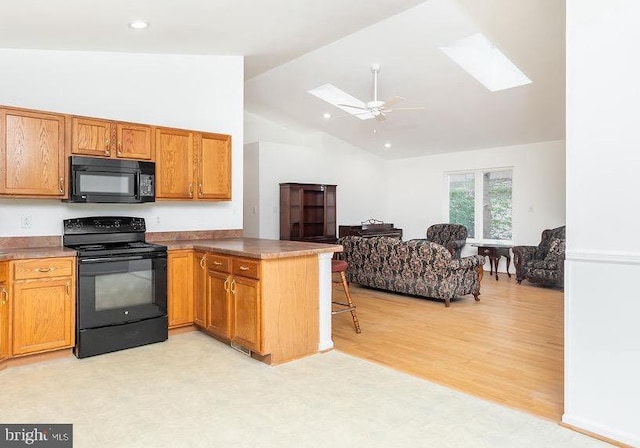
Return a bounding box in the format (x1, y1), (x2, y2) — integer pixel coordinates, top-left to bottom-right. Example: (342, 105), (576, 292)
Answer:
(447, 168), (512, 241)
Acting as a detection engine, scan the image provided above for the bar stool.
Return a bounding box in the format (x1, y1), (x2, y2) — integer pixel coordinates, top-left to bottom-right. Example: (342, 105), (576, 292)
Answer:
(331, 259), (361, 334)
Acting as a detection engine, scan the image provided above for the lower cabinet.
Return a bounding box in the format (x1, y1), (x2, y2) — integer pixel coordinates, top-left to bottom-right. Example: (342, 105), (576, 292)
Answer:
(167, 250), (194, 328)
(193, 251), (207, 328)
(204, 254), (262, 353)
(231, 273), (261, 352)
(0, 262), (9, 368)
(10, 257), (75, 356)
(205, 269), (232, 338)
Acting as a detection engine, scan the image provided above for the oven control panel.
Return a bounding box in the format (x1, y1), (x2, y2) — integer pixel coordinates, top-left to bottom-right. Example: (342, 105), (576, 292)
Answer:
(63, 217), (146, 234)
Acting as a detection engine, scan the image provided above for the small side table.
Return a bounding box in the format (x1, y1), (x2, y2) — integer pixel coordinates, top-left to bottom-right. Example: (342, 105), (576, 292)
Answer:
(472, 244), (513, 281)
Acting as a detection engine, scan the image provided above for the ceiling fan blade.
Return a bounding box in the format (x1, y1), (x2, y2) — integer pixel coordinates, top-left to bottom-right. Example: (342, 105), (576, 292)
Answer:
(382, 96), (406, 108)
(331, 111), (375, 119)
(337, 103), (368, 111)
(384, 107), (426, 112)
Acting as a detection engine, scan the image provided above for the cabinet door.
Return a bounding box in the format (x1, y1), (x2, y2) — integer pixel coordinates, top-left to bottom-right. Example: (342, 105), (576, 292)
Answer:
(231, 275), (262, 353)
(193, 251), (207, 328)
(0, 281), (9, 365)
(156, 128), (195, 199)
(71, 117), (113, 157)
(205, 269), (232, 339)
(117, 123), (153, 160)
(168, 250), (194, 329)
(12, 278), (74, 356)
(197, 132), (231, 200)
(0, 109), (66, 197)
(324, 185), (337, 239)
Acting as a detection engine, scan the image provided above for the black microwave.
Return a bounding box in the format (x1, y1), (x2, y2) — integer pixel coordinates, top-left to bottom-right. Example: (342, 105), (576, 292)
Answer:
(66, 156), (155, 203)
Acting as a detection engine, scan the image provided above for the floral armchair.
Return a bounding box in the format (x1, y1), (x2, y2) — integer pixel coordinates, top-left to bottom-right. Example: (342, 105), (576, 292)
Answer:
(425, 223), (468, 258)
(339, 235), (484, 307)
(512, 226), (566, 287)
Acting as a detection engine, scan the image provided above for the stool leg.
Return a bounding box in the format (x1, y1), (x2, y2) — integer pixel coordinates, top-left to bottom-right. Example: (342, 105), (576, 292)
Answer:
(340, 271), (361, 334)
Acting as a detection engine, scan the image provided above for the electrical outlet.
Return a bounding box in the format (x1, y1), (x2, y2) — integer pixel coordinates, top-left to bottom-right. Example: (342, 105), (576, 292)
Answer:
(156, 215), (160, 224)
(21, 214), (32, 229)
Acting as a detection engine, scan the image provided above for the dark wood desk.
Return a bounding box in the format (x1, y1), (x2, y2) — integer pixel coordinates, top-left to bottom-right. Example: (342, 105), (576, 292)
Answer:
(472, 244), (512, 281)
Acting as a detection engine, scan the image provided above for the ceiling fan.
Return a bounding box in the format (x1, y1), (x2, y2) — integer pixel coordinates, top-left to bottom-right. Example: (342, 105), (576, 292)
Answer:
(327, 63), (425, 122)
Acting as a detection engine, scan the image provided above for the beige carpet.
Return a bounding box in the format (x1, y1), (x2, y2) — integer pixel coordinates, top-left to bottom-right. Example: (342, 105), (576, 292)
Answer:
(0, 332), (610, 447)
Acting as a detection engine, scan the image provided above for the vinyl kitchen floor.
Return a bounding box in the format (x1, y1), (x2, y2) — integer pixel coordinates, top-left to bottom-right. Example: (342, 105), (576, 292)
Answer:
(0, 332), (611, 448)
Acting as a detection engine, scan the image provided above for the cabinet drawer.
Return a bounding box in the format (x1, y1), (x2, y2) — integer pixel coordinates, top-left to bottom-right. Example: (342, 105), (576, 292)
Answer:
(206, 254), (230, 273)
(13, 258), (74, 280)
(232, 259), (260, 279)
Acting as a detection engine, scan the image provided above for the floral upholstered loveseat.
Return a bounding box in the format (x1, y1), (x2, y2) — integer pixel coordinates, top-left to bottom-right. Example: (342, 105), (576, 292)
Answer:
(339, 236), (485, 307)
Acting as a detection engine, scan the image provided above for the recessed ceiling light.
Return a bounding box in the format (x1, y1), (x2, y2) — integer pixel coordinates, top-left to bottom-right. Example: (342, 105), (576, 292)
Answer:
(128, 20), (149, 30)
(323, 113), (332, 119)
(384, 142), (392, 149)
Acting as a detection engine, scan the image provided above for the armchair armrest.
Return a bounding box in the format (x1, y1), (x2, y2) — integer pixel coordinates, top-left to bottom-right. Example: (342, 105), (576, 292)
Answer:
(512, 245), (537, 263)
(449, 255), (485, 270)
(512, 245), (537, 281)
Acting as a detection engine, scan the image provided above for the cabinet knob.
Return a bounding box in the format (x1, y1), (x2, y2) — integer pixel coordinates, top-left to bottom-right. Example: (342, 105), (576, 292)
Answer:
(59, 177), (64, 193)
(117, 141), (122, 154)
(213, 261), (222, 266)
(188, 183), (194, 198)
(200, 255), (206, 269)
(36, 267), (53, 273)
(1, 287), (8, 305)
(230, 279), (236, 294)
(224, 277), (230, 293)
(105, 140), (110, 154)
(239, 265), (250, 271)
(198, 183), (203, 198)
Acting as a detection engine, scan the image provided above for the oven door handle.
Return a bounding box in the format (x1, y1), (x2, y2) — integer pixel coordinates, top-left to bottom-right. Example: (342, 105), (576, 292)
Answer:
(79, 254), (162, 264)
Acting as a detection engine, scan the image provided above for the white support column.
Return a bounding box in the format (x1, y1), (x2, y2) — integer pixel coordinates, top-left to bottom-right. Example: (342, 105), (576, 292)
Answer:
(317, 252), (334, 351)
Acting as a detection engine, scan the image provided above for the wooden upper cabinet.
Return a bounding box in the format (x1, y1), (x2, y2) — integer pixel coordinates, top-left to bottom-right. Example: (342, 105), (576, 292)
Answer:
(156, 128), (231, 201)
(116, 123), (153, 160)
(155, 128), (195, 199)
(0, 108), (66, 197)
(71, 117), (153, 160)
(71, 117), (113, 157)
(198, 132), (231, 200)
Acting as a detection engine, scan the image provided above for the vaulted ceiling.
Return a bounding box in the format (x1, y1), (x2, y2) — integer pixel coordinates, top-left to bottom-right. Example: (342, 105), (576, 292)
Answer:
(0, 0), (565, 159)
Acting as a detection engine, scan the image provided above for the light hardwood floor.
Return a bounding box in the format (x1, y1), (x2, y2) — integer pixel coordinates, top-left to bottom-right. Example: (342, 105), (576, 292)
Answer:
(331, 272), (564, 421)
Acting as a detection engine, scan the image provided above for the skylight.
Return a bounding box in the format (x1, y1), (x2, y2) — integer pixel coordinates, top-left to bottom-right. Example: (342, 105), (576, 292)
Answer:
(307, 84), (374, 120)
(439, 33), (532, 92)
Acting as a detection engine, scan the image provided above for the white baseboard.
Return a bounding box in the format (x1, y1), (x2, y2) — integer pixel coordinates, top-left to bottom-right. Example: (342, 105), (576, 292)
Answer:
(563, 413), (640, 447)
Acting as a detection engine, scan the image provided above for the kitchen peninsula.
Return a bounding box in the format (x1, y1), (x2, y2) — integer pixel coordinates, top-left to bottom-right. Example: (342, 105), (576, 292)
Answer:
(161, 237), (341, 365)
(0, 236), (341, 369)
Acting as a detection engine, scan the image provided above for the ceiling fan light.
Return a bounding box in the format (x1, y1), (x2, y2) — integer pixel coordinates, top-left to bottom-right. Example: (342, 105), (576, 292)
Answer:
(323, 113), (332, 119)
(384, 142), (392, 149)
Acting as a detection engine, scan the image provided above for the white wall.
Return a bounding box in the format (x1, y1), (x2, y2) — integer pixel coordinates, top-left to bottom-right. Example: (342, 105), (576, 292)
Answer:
(244, 113), (389, 239)
(0, 49), (244, 237)
(564, 2), (640, 446)
(386, 140), (566, 271)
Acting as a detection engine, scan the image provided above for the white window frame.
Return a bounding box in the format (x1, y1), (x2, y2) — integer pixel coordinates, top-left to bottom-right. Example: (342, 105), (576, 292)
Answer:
(444, 167), (514, 245)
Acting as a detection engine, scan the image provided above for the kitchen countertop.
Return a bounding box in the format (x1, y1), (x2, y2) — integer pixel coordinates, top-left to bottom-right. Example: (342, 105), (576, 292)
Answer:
(0, 238), (341, 261)
(159, 237), (342, 259)
(0, 246), (76, 261)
